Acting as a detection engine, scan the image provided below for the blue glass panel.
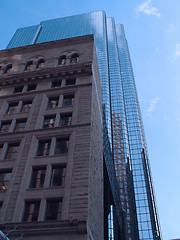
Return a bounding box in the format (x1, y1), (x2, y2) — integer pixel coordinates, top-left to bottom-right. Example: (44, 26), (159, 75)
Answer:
(7, 25), (41, 48)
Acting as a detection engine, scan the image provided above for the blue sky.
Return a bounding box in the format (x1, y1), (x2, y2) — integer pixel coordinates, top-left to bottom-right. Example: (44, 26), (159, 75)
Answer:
(0, 0), (180, 239)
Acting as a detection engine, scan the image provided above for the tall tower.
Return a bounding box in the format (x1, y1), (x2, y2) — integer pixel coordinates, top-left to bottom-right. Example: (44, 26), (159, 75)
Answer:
(3, 11), (162, 240)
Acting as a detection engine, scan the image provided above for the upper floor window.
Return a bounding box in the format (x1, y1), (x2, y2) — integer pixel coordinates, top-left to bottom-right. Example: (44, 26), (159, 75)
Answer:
(65, 78), (76, 86)
(7, 102), (18, 115)
(55, 138), (69, 154)
(5, 143), (19, 160)
(0, 202), (2, 214)
(43, 115), (55, 128)
(0, 121), (11, 134)
(23, 201), (40, 222)
(4, 64), (12, 74)
(0, 145), (3, 155)
(62, 95), (74, 106)
(37, 140), (51, 157)
(21, 101), (32, 113)
(0, 170), (12, 190)
(51, 80), (61, 88)
(50, 166), (65, 187)
(30, 167), (46, 188)
(45, 199), (62, 221)
(27, 84), (37, 92)
(70, 53), (79, 63)
(60, 113), (72, 126)
(58, 55), (66, 65)
(14, 86), (23, 93)
(15, 119), (26, 132)
(47, 97), (59, 109)
(37, 59), (45, 69)
(25, 61), (33, 71)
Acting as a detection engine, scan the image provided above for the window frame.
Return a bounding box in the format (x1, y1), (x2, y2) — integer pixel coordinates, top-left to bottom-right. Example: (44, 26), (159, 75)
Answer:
(23, 201), (40, 222)
(36, 140), (51, 157)
(14, 119), (27, 132)
(58, 55), (67, 65)
(25, 61), (33, 71)
(55, 138), (69, 155)
(36, 59), (45, 69)
(21, 101), (32, 113)
(30, 167), (46, 188)
(0, 170), (12, 190)
(45, 199), (62, 221)
(0, 121), (12, 133)
(60, 113), (72, 126)
(51, 80), (62, 88)
(47, 97), (59, 109)
(70, 53), (79, 63)
(0, 144), (3, 156)
(65, 78), (76, 86)
(7, 102), (19, 115)
(4, 64), (13, 74)
(27, 84), (37, 92)
(5, 143), (19, 160)
(14, 86), (24, 93)
(62, 95), (74, 107)
(43, 115), (56, 128)
(50, 165), (66, 187)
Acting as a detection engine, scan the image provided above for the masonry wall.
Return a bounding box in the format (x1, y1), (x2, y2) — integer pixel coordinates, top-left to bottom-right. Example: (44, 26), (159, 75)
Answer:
(0, 36), (104, 240)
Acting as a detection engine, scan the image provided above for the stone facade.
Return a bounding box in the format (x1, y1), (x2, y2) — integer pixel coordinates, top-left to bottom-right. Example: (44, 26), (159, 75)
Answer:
(0, 35), (103, 240)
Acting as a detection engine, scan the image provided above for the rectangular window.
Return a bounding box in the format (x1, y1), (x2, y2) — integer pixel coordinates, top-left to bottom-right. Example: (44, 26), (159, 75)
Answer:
(14, 86), (23, 93)
(60, 113), (72, 126)
(0, 202), (2, 215)
(45, 199), (62, 221)
(27, 84), (37, 91)
(21, 101), (32, 113)
(5, 143), (19, 159)
(30, 167), (46, 188)
(15, 119), (26, 132)
(50, 166), (65, 187)
(0, 170), (12, 190)
(0, 145), (3, 155)
(0, 121), (11, 133)
(55, 138), (69, 154)
(37, 140), (51, 157)
(7, 103), (18, 114)
(43, 116), (55, 128)
(47, 97), (59, 109)
(51, 80), (61, 88)
(62, 95), (74, 106)
(23, 201), (40, 222)
(65, 78), (76, 86)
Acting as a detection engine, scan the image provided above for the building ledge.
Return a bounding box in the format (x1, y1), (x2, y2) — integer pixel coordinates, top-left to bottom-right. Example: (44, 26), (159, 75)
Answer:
(0, 62), (92, 87)
(0, 219), (87, 236)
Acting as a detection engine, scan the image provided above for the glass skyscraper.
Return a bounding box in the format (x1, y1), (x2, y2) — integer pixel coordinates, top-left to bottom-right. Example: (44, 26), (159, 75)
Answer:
(7, 11), (162, 240)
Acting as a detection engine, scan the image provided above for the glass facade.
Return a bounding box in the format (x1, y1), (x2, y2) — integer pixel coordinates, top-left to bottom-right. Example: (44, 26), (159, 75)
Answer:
(7, 11), (162, 240)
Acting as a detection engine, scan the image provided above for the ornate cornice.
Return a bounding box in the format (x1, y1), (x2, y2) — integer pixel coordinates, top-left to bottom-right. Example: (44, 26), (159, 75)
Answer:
(0, 62), (92, 87)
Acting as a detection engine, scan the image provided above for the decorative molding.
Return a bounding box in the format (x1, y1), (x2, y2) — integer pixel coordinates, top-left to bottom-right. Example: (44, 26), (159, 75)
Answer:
(0, 63), (92, 87)
(0, 220), (87, 236)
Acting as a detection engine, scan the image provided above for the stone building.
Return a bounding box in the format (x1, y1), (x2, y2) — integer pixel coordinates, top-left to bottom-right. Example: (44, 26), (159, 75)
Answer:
(0, 35), (105, 240)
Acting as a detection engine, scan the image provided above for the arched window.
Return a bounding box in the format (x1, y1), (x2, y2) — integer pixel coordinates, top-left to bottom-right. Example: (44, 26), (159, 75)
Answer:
(58, 55), (67, 65)
(37, 59), (45, 69)
(70, 53), (79, 63)
(4, 64), (13, 74)
(25, 61), (33, 71)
